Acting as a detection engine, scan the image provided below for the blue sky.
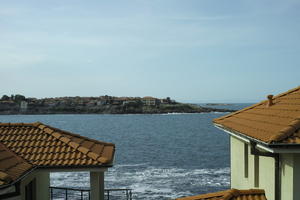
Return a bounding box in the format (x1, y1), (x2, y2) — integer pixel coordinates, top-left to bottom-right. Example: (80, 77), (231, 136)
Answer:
(1, 0), (300, 103)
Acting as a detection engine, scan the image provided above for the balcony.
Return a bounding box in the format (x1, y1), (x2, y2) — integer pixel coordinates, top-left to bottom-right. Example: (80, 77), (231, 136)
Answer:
(50, 187), (133, 200)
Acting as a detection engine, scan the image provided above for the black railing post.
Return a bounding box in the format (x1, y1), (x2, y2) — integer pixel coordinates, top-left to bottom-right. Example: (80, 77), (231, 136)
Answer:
(130, 190), (132, 200)
(65, 189), (68, 200)
(50, 187), (53, 200)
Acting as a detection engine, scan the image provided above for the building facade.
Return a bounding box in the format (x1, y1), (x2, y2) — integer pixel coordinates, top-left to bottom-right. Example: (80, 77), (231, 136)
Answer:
(214, 86), (300, 200)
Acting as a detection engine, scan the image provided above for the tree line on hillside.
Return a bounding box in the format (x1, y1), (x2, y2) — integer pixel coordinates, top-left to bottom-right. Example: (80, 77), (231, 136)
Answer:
(1, 94), (26, 103)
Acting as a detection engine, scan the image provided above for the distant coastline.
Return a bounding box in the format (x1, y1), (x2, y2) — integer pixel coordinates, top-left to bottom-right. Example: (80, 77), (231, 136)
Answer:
(0, 94), (235, 115)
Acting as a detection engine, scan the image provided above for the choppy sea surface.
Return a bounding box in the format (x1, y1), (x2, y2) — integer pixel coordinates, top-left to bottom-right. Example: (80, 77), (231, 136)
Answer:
(0, 103), (251, 199)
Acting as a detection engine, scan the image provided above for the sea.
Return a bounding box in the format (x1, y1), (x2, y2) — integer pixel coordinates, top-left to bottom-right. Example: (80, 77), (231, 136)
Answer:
(0, 103), (252, 199)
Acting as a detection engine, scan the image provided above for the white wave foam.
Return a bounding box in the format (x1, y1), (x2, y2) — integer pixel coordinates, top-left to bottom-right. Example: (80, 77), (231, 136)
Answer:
(113, 163), (149, 167)
(50, 166), (230, 199)
(210, 111), (231, 114)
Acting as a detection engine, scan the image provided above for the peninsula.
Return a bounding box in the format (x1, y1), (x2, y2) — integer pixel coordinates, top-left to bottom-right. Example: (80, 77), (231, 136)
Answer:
(0, 94), (235, 115)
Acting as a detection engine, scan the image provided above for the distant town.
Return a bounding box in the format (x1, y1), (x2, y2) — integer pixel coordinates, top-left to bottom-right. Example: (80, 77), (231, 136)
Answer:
(0, 94), (234, 114)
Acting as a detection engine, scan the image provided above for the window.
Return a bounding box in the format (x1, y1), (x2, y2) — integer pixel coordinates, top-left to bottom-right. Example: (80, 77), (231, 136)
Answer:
(244, 143), (248, 178)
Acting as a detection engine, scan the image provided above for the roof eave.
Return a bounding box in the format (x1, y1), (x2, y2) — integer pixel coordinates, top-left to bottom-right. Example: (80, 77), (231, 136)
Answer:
(214, 123), (269, 146)
(37, 164), (113, 172)
(0, 166), (37, 189)
(214, 123), (300, 153)
(0, 162), (114, 189)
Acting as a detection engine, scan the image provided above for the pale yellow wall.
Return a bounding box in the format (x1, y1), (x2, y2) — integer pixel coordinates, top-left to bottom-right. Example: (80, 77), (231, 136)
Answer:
(230, 136), (275, 200)
(231, 136), (251, 188)
(36, 171), (50, 200)
(293, 154), (300, 200)
(281, 154), (294, 200)
(20, 171), (50, 200)
(280, 153), (300, 200)
(258, 153), (275, 200)
(292, 154), (300, 200)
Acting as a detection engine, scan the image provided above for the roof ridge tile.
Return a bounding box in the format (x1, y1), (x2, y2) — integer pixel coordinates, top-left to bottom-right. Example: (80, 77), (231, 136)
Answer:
(87, 151), (99, 160)
(214, 86), (300, 123)
(77, 146), (90, 154)
(222, 189), (242, 200)
(43, 127), (54, 134)
(68, 141), (80, 150)
(0, 123), (39, 127)
(98, 157), (108, 163)
(51, 132), (62, 139)
(270, 118), (300, 142)
(60, 137), (71, 144)
(214, 86), (300, 144)
(213, 100), (266, 123)
(38, 124), (46, 130)
(275, 86), (300, 98)
(175, 188), (266, 200)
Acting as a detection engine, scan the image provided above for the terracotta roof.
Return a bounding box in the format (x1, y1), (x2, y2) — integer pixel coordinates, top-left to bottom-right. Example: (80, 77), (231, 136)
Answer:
(214, 86), (300, 144)
(0, 122), (115, 187)
(176, 189), (267, 200)
(0, 143), (32, 186)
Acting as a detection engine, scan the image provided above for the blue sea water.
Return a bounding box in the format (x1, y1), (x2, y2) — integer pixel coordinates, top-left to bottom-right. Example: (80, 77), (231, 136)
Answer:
(0, 103), (252, 199)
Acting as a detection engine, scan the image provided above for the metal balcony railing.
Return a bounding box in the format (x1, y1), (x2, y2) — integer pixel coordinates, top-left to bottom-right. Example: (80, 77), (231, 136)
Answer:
(49, 186), (133, 200)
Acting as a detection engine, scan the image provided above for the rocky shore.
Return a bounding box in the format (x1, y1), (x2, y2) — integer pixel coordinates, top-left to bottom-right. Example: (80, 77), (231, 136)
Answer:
(0, 103), (235, 115)
(0, 95), (235, 115)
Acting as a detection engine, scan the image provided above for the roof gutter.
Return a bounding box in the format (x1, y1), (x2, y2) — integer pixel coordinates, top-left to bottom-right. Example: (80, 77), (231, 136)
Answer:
(214, 124), (269, 146)
(214, 123), (300, 153)
(38, 165), (112, 172)
(0, 163), (114, 189)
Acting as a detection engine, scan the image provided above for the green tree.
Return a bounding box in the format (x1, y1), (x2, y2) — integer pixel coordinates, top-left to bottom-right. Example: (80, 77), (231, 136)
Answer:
(1, 95), (9, 101)
(14, 94), (26, 103)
